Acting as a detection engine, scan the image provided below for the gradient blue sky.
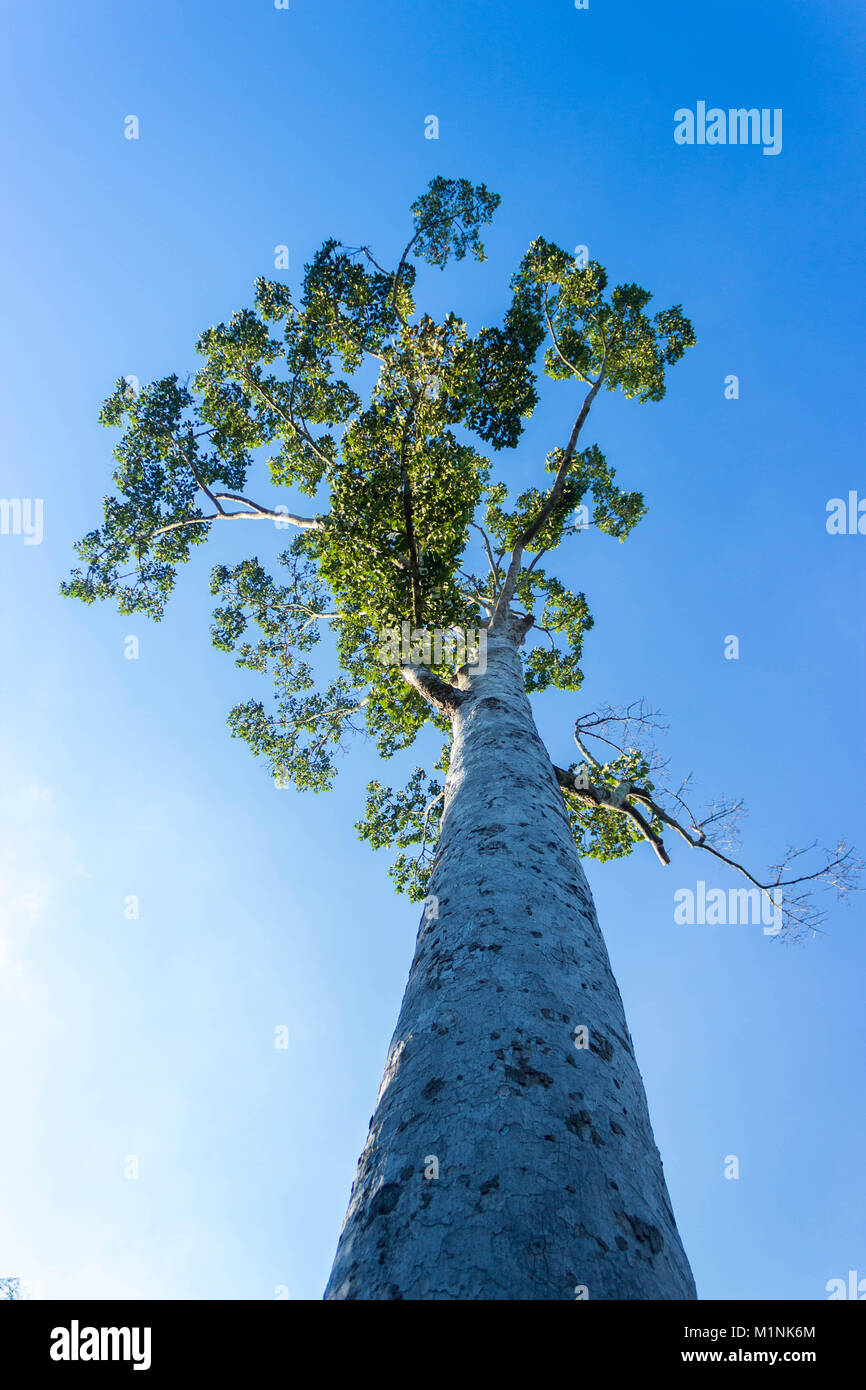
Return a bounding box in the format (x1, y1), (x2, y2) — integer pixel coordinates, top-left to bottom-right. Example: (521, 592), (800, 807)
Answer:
(1, 0), (864, 1301)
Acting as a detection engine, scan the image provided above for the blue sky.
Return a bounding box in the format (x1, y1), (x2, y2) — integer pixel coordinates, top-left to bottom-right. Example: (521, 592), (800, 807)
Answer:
(1, 0), (864, 1300)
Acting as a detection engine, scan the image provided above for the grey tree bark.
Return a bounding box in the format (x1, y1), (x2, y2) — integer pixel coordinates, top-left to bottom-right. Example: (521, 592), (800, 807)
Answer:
(324, 620), (696, 1300)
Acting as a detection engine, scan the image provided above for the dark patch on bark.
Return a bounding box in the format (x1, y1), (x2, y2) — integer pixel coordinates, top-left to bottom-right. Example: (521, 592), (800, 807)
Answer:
(468, 696), (511, 718)
(590, 1033), (614, 1062)
(616, 1211), (665, 1255)
(421, 1076), (446, 1101)
(365, 1182), (402, 1224)
(610, 1120), (626, 1136)
(504, 1060), (554, 1088)
(399, 1165), (414, 1181)
(615, 1236), (628, 1252)
(566, 1110), (593, 1140)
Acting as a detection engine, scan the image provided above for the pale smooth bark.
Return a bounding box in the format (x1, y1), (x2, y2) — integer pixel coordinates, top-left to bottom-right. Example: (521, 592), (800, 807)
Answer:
(325, 621), (696, 1300)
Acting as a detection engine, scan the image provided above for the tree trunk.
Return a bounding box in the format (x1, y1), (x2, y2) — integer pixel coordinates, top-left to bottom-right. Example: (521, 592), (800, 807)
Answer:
(324, 622), (696, 1300)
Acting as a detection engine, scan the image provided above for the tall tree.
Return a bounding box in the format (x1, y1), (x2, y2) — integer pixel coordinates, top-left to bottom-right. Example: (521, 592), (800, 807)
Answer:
(63, 178), (858, 1300)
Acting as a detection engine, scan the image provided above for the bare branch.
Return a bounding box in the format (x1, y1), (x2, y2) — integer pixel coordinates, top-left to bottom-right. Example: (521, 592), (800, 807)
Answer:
(148, 500), (323, 541)
(469, 522), (501, 595)
(560, 703), (864, 942)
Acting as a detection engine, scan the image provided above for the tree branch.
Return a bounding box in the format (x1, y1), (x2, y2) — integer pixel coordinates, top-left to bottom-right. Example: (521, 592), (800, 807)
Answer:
(399, 663), (467, 716)
(491, 351), (607, 625)
(148, 499), (323, 541)
(564, 705), (863, 940)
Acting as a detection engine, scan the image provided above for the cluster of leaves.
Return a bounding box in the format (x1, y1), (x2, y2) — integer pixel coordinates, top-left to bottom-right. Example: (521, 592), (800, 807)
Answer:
(355, 750), (449, 901)
(408, 176), (501, 268)
(510, 238), (695, 401)
(563, 749), (663, 862)
(60, 377), (230, 618)
(208, 540), (366, 791)
(482, 443), (646, 693)
(518, 573), (593, 693)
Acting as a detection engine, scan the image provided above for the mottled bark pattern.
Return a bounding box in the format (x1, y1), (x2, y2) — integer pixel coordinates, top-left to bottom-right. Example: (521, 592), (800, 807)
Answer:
(325, 626), (696, 1300)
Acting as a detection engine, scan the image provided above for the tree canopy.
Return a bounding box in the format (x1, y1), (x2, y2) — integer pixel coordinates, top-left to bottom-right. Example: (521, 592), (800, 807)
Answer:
(63, 177), (856, 934)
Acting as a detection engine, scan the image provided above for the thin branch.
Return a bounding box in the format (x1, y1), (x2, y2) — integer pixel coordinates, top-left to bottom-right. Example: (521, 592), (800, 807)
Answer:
(148, 501), (323, 541)
(469, 522), (501, 595)
(491, 347), (608, 625)
(564, 704), (863, 941)
(543, 285), (591, 383)
(241, 367), (334, 473)
(419, 788), (447, 860)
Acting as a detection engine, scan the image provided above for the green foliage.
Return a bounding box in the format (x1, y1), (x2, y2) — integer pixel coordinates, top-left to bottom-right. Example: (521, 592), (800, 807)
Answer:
(61, 375), (226, 618)
(518, 572), (593, 693)
(356, 748), (450, 901)
(510, 238), (695, 401)
(563, 750), (663, 862)
(63, 177), (695, 896)
(485, 444), (646, 555)
(409, 176), (500, 268)
(209, 539), (366, 791)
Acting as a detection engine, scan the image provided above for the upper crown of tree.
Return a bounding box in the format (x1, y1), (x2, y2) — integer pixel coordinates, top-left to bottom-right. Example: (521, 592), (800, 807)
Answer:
(63, 177), (857, 932)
